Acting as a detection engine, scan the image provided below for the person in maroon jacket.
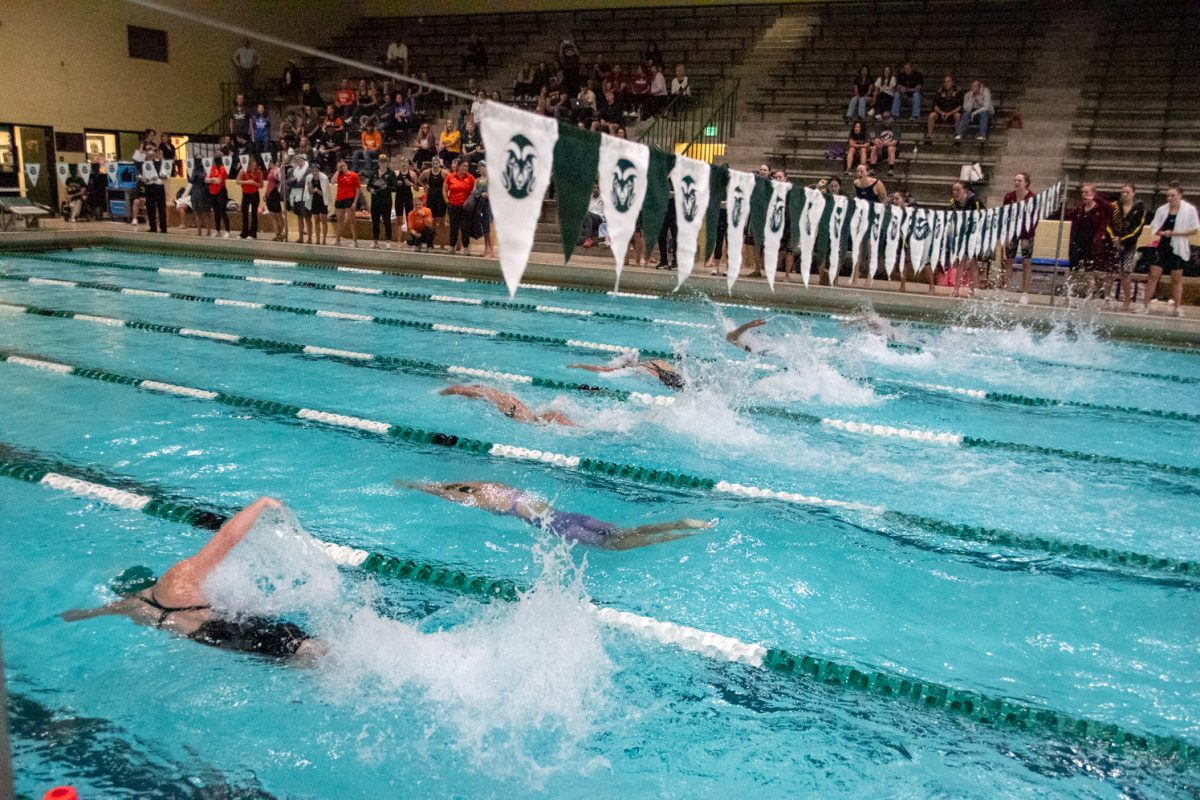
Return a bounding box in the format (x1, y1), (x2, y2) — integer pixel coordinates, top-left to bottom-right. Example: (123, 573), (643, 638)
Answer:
(1066, 183), (1114, 298)
(1001, 172), (1037, 303)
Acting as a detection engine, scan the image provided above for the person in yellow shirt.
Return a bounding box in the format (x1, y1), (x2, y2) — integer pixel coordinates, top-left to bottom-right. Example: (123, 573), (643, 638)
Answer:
(437, 118), (462, 165)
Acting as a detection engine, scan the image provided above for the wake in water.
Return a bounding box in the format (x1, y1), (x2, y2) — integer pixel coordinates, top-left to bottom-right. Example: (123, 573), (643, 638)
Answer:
(203, 506), (614, 785)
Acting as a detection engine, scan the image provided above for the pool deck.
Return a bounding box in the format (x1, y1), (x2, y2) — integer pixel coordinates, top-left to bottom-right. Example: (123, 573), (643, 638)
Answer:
(2, 221), (1198, 347)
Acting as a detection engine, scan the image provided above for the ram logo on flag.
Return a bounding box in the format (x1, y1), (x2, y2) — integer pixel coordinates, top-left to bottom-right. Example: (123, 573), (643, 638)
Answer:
(502, 134), (537, 199)
(731, 186), (746, 228)
(202, 157), (213, 172)
(669, 155), (710, 287)
(909, 209), (931, 273)
(221, 154), (232, 172)
(761, 179), (791, 289)
(679, 176), (700, 222)
(56, 163), (71, 183)
(25, 163), (41, 186)
(828, 195), (849, 279)
(610, 158), (637, 212)
(724, 169), (757, 292)
(596, 134), (649, 288)
(78, 162), (92, 180)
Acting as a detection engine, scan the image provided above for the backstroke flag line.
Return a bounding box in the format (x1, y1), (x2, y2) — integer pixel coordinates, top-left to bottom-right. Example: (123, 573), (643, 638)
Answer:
(669, 154), (711, 289)
(596, 133), (650, 290)
(761, 178), (792, 290)
(724, 169), (757, 292)
(479, 101), (558, 296)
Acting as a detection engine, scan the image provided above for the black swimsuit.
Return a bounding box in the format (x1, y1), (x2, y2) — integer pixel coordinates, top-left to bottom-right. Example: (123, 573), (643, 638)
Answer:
(140, 592), (211, 627)
(140, 592), (310, 659)
(645, 361), (685, 390)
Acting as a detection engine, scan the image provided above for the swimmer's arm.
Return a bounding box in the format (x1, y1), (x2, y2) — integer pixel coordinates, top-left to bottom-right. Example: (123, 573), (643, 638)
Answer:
(61, 598), (139, 622)
(183, 496), (284, 580)
(725, 318), (767, 348)
(567, 363), (616, 373)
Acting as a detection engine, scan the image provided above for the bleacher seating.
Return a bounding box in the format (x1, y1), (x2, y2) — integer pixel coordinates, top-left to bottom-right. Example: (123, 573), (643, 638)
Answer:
(1064, 0), (1200, 206)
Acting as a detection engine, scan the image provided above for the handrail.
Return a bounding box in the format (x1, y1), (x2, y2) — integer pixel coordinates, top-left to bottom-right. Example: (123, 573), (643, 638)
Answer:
(638, 79), (739, 163)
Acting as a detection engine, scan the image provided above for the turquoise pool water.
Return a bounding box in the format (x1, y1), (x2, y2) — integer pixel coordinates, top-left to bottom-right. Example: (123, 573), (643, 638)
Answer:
(1, 246), (1197, 798)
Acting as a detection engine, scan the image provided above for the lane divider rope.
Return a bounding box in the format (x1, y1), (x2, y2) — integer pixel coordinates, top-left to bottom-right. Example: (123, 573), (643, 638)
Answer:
(2, 347), (1195, 581)
(1, 442), (1195, 765)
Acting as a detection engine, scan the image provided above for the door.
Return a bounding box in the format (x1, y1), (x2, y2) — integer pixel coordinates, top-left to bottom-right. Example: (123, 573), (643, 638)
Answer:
(16, 125), (55, 209)
(0, 126), (17, 196)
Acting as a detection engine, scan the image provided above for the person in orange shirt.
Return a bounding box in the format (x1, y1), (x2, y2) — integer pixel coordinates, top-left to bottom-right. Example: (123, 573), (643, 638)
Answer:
(407, 194), (434, 250)
(437, 118), (461, 165)
(353, 120), (383, 176)
(237, 155), (264, 239)
(207, 159), (230, 238)
(332, 160), (363, 247)
(443, 160), (476, 255)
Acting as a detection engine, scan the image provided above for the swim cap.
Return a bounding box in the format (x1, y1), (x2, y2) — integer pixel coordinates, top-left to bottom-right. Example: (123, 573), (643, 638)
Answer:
(111, 565), (157, 596)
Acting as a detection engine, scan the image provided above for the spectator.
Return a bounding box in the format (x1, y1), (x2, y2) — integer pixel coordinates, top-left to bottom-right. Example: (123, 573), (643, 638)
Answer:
(629, 66), (651, 118)
(282, 60), (301, 103)
(301, 82), (324, 112)
(670, 63), (690, 99)
(470, 162), (493, 258)
(514, 62), (537, 100)
(444, 159), (476, 254)
(950, 180), (985, 297)
(140, 144), (168, 234)
(870, 110), (900, 177)
(845, 120), (870, 173)
(597, 79), (623, 123)
(386, 39), (409, 73)
(471, 90), (486, 126)
(1001, 172), (1037, 303)
(393, 157), (418, 247)
(332, 159), (363, 248)
(532, 61), (552, 93)
(334, 79), (357, 120)
(465, 35), (488, 77)
(892, 61), (923, 120)
(353, 120), (383, 176)
(321, 103), (343, 131)
(384, 91), (416, 140)
(407, 194), (435, 250)
(355, 83), (380, 122)
(168, 184), (192, 230)
(437, 118), (461, 165)
(279, 112), (300, 151)
(924, 75), (962, 144)
(578, 83), (597, 123)
(157, 132), (175, 163)
(1065, 182), (1114, 296)
(366, 154), (396, 249)
(286, 154), (313, 244)
(264, 158), (287, 242)
(581, 186), (604, 248)
(559, 37), (582, 95)
(412, 122), (437, 167)
(644, 39), (664, 69)
(647, 64), (669, 117)
(188, 157), (211, 238)
(64, 169), (86, 222)
(956, 80), (993, 143)
(87, 159), (107, 220)
(461, 119), (484, 166)
(207, 154), (230, 238)
(1110, 182), (1146, 311)
(420, 158), (449, 248)
(237, 155), (263, 240)
(308, 163), (329, 245)
(846, 65), (871, 122)
(871, 65), (896, 118)
(315, 121), (343, 174)
(250, 104), (270, 155)
(229, 94), (250, 148)
(233, 39), (259, 96)
(1142, 181), (1198, 316)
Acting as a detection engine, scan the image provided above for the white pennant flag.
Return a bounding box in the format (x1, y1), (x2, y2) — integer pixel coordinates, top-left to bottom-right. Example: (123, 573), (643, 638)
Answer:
(968, 210), (984, 259)
(827, 195), (849, 281)
(596, 133), (650, 290)
(1021, 197), (1034, 236)
(867, 202), (884, 279)
(848, 197), (871, 275)
(221, 154), (233, 172)
(998, 201), (1012, 248)
(263, 152), (273, 167)
(479, 101), (558, 296)
(202, 156), (213, 172)
(185, 158), (195, 177)
(884, 205), (902, 278)
(761, 179), (791, 290)
(107, 166), (118, 189)
(989, 207), (1002, 254)
(928, 210), (946, 269)
(797, 187), (825, 287)
(238, 153), (250, 172)
(724, 169), (757, 292)
(161, 159), (174, 179)
(24, 163), (40, 186)
(78, 162), (92, 181)
(56, 163), (70, 184)
(141, 160), (157, 180)
(908, 208), (931, 273)
(669, 155), (710, 289)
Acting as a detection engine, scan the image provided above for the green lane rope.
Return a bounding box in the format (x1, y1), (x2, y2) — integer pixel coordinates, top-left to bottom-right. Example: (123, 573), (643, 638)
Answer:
(2, 440), (1196, 766)
(3, 346), (1196, 584)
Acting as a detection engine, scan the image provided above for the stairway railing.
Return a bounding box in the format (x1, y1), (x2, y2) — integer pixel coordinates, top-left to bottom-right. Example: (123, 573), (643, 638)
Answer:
(638, 79), (739, 163)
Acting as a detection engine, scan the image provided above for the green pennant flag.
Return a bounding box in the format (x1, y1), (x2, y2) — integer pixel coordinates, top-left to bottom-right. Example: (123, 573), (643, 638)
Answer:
(552, 124), (602, 262)
(748, 175), (771, 248)
(639, 147), (676, 254)
(705, 164), (730, 261)
(815, 189), (836, 263)
(787, 180), (807, 251)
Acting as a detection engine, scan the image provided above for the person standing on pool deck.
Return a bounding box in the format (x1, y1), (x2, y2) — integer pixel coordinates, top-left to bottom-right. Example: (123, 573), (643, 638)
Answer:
(61, 497), (324, 661)
(420, 158), (449, 249)
(440, 384), (576, 426)
(403, 481), (712, 550)
(1142, 181), (1198, 317)
(333, 159), (363, 248)
(208, 157), (231, 238)
(366, 154), (396, 249)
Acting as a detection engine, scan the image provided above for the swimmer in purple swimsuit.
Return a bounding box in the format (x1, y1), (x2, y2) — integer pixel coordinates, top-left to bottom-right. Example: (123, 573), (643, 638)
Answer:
(441, 384), (576, 426)
(403, 481), (713, 550)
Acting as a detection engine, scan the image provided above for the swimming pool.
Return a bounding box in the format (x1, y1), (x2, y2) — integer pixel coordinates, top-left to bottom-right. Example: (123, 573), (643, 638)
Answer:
(1, 246), (1197, 798)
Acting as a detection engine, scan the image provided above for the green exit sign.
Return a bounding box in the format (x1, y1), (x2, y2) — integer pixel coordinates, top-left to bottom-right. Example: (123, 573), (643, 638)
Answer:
(704, 125), (718, 136)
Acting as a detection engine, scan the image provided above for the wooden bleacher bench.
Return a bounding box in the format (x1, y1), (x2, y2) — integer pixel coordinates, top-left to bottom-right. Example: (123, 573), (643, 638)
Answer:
(0, 197), (50, 231)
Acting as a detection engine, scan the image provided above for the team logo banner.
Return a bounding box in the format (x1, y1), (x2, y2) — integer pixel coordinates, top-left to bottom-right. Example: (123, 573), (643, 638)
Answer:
(867, 202), (884, 279)
(263, 152), (273, 167)
(908, 208), (931, 273)
(848, 198), (871, 275)
(141, 160), (158, 180)
(669, 154), (710, 288)
(479, 100), (558, 296)
(56, 163), (70, 183)
(827, 194), (849, 282)
(797, 187), (825, 287)
(185, 158), (195, 177)
(25, 163), (41, 186)
(761, 179), (791, 290)
(221, 155), (233, 172)
(724, 169), (757, 292)
(884, 205), (902, 278)
(928, 210), (946, 269)
(78, 162), (92, 181)
(202, 157), (213, 172)
(239, 154), (250, 171)
(161, 159), (174, 179)
(596, 133), (649, 289)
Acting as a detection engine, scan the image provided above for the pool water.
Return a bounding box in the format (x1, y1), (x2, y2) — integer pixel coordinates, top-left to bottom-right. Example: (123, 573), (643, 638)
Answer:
(1, 246), (1197, 798)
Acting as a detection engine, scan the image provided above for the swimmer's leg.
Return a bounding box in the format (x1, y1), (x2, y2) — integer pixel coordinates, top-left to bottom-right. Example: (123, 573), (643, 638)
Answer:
(603, 518), (713, 550)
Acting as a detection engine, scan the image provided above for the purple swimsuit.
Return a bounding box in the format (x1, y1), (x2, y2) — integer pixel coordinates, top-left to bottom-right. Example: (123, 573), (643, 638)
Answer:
(508, 494), (615, 546)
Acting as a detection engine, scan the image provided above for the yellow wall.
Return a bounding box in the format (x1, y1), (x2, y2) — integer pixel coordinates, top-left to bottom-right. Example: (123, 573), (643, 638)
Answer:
(0, 0), (357, 135)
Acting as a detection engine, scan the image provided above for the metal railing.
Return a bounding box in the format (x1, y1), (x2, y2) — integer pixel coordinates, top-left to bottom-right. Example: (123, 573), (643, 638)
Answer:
(638, 79), (740, 163)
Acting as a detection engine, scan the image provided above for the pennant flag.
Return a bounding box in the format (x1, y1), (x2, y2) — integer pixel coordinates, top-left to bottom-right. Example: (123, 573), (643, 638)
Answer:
(848, 198), (871, 275)
(553, 124), (601, 262)
(724, 168), (757, 292)
(747, 176), (771, 249)
(967, 209), (984, 259)
(786, 180), (807, 254)
(704, 164), (729, 261)
(928, 210), (946, 269)
(908, 208), (931, 273)
(202, 156), (213, 172)
(221, 154), (233, 172)
(884, 204), (902, 278)
(141, 160), (157, 180)
(185, 158), (195, 177)
(988, 207), (1001, 254)
(797, 187), (825, 287)
(161, 159), (174, 179)
(238, 153), (250, 172)
(107, 167), (118, 189)
(638, 148), (675, 253)
(262, 152), (273, 167)
(761, 179), (791, 290)
(596, 133), (650, 288)
(827, 195), (849, 280)
(867, 202), (884, 279)
(55, 163), (70, 183)
(78, 162), (92, 181)
(1021, 196), (1034, 236)
(24, 163), (40, 186)
(669, 155), (710, 288)
(998, 201), (1011, 248)
(479, 101), (559, 296)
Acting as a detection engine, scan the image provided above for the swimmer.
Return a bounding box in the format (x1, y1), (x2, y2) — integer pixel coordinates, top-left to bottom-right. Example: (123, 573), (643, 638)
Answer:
(402, 481), (713, 550)
(841, 311), (908, 342)
(61, 497), (324, 662)
(725, 318), (770, 353)
(441, 384), (576, 426)
(567, 352), (685, 391)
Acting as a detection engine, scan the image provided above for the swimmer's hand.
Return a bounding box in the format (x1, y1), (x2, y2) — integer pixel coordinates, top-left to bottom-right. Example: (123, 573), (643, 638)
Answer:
(745, 318), (767, 329)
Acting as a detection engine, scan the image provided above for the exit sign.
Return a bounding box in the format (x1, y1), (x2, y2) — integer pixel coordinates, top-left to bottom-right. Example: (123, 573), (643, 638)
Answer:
(704, 125), (718, 136)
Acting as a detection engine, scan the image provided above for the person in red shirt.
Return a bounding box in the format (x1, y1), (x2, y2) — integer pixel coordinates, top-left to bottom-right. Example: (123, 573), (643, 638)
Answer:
(333, 159), (363, 247)
(1066, 182), (1114, 298)
(207, 160), (230, 238)
(238, 156), (264, 239)
(407, 193), (435, 250)
(443, 160), (477, 254)
(1001, 172), (1036, 302)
